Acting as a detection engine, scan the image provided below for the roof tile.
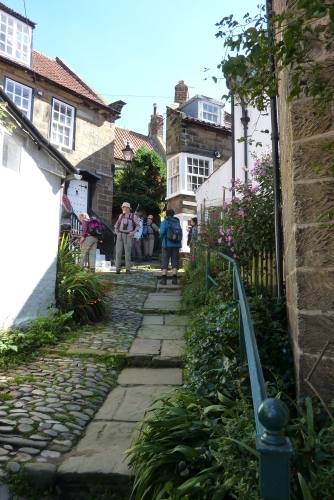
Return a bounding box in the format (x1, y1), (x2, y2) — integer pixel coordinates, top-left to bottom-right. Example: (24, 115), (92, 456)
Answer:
(114, 128), (155, 160)
(32, 51), (105, 106)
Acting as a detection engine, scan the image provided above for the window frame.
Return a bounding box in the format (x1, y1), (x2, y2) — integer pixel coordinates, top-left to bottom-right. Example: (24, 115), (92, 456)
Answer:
(198, 100), (222, 125)
(186, 155), (210, 193)
(4, 77), (33, 120)
(50, 97), (76, 150)
(0, 11), (32, 66)
(166, 153), (213, 199)
(1, 132), (22, 173)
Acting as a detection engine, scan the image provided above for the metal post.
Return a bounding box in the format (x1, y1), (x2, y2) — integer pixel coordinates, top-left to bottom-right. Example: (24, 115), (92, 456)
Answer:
(257, 399), (294, 500)
(239, 304), (246, 363)
(206, 249), (211, 294)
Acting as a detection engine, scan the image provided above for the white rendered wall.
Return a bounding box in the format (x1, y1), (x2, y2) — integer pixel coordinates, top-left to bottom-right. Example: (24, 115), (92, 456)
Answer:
(196, 105), (271, 222)
(0, 129), (65, 329)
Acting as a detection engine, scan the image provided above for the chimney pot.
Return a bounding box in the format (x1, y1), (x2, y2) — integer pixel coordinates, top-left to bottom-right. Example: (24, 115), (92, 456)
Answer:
(174, 80), (189, 104)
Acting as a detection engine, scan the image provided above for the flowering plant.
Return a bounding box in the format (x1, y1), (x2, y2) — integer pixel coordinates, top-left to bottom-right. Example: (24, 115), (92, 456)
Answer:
(200, 151), (275, 265)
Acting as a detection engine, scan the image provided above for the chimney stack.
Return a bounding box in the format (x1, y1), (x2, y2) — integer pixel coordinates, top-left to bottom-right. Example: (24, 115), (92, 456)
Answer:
(174, 80), (189, 104)
(149, 103), (164, 138)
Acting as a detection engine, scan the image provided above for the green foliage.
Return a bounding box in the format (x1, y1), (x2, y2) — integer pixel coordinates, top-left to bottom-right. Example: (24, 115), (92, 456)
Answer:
(0, 309), (73, 366)
(113, 146), (166, 216)
(56, 235), (111, 323)
(200, 151), (275, 265)
(215, 1), (334, 112)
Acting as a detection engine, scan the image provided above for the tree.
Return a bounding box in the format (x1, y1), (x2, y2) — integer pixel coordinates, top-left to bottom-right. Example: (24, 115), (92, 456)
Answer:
(113, 146), (166, 217)
(214, 0), (334, 219)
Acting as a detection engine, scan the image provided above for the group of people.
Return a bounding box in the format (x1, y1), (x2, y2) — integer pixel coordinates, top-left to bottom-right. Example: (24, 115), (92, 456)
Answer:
(78, 203), (198, 285)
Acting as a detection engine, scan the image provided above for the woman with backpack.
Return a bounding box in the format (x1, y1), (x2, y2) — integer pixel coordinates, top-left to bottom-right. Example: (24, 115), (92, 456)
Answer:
(78, 212), (98, 271)
(142, 215), (159, 262)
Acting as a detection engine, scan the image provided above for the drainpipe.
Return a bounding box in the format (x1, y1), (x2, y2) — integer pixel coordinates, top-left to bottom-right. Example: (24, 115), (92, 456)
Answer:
(267, 1), (283, 299)
(225, 79), (235, 197)
(240, 97), (250, 182)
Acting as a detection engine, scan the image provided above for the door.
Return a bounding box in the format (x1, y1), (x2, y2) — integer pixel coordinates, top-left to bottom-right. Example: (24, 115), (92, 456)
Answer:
(67, 179), (89, 217)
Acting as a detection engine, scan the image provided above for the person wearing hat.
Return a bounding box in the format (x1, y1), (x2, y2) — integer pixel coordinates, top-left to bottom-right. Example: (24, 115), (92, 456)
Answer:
(114, 202), (140, 274)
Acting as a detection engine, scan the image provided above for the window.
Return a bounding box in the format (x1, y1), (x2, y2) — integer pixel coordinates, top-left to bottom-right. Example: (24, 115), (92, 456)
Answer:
(4, 78), (33, 119)
(0, 12), (32, 65)
(169, 156), (179, 194)
(2, 133), (21, 172)
(51, 98), (75, 149)
(187, 157), (209, 192)
(203, 103), (218, 123)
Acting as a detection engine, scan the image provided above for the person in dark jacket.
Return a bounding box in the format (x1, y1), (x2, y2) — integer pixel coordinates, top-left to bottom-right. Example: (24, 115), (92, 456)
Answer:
(159, 208), (182, 285)
(186, 217), (198, 246)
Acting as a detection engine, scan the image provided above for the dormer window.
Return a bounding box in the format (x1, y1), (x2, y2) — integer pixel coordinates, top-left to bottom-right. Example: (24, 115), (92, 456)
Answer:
(203, 103), (218, 123)
(0, 12), (32, 66)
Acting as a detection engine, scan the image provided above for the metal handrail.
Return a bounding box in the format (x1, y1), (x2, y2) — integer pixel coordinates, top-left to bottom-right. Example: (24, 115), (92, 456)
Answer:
(198, 242), (293, 500)
(88, 209), (116, 263)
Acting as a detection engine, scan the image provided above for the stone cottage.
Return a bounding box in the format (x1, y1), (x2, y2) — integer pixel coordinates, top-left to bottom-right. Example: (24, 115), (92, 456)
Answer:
(166, 80), (232, 251)
(0, 2), (123, 225)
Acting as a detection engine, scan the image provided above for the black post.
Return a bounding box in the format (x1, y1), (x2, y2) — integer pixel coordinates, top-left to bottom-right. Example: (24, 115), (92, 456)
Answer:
(231, 94), (235, 197)
(240, 97), (250, 183)
(266, 3), (284, 299)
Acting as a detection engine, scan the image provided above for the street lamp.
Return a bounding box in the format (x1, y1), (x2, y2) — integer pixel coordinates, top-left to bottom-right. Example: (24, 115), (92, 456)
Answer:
(122, 141), (134, 167)
(111, 141), (135, 174)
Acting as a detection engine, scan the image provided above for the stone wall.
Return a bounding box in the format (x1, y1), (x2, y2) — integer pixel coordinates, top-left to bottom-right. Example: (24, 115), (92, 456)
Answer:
(166, 106), (231, 167)
(275, 0), (334, 400)
(0, 63), (116, 225)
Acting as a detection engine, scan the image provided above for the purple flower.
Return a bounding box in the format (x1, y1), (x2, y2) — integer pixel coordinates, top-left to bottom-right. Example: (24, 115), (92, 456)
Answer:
(218, 237), (222, 244)
(216, 326), (221, 332)
(282, 348), (287, 354)
(233, 254), (237, 258)
(238, 209), (245, 217)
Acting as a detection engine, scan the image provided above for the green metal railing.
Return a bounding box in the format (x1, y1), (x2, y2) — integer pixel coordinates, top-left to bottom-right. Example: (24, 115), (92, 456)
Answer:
(198, 243), (293, 500)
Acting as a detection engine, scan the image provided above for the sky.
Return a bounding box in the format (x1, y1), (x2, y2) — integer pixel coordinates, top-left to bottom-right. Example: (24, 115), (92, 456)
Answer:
(8, 0), (260, 136)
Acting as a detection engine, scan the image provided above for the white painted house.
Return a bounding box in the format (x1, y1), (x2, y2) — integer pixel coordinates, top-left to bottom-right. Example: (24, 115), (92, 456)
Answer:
(0, 88), (78, 329)
(195, 102), (271, 221)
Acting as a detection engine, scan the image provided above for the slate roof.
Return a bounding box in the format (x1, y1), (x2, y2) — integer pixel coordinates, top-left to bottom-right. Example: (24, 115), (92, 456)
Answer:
(114, 127), (155, 160)
(184, 116), (231, 132)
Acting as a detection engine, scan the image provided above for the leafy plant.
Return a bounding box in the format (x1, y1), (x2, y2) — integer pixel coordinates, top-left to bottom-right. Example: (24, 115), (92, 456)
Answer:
(56, 235), (111, 322)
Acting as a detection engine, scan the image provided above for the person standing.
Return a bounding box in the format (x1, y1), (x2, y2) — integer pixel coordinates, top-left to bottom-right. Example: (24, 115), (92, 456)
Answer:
(159, 208), (182, 285)
(131, 212), (143, 264)
(114, 202), (140, 274)
(186, 217), (198, 246)
(143, 215), (160, 262)
(79, 212), (98, 271)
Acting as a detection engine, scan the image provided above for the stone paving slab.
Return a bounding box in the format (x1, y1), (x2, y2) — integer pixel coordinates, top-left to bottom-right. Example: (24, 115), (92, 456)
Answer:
(142, 315), (164, 325)
(164, 316), (189, 326)
(147, 293), (182, 301)
(144, 301), (181, 311)
(161, 340), (186, 357)
(118, 368), (183, 386)
(137, 326), (184, 340)
(57, 421), (136, 484)
(128, 338), (161, 355)
(95, 385), (174, 422)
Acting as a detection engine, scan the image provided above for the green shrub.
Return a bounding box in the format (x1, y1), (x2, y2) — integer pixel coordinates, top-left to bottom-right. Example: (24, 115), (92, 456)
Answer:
(0, 309), (73, 366)
(56, 236), (111, 323)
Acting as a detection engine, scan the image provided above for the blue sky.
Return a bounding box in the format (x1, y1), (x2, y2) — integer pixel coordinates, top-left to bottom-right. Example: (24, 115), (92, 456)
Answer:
(9, 0), (260, 135)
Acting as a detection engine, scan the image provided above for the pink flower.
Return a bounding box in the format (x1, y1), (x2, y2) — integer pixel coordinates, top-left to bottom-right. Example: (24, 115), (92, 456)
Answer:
(247, 197), (251, 202)
(238, 209), (244, 217)
(233, 254), (237, 258)
(218, 237), (222, 243)
(251, 186), (259, 193)
(219, 227), (224, 235)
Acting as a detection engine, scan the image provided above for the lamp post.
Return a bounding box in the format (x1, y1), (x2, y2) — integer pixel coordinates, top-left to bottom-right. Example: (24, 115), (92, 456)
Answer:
(111, 141), (134, 174)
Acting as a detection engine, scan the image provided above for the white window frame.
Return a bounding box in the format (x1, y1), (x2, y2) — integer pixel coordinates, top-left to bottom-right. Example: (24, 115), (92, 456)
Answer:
(0, 11), (32, 66)
(1, 132), (22, 173)
(50, 98), (75, 150)
(186, 155), (210, 193)
(198, 100), (223, 125)
(167, 155), (180, 196)
(166, 153), (213, 199)
(4, 77), (33, 120)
